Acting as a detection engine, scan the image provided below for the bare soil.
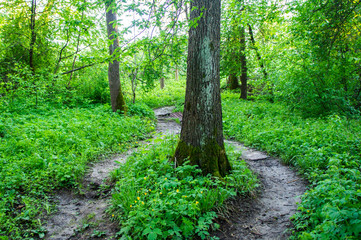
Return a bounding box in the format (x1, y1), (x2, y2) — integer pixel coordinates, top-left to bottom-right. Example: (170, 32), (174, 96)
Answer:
(213, 141), (307, 240)
(44, 106), (306, 240)
(44, 107), (181, 239)
(44, 152), (130, 240)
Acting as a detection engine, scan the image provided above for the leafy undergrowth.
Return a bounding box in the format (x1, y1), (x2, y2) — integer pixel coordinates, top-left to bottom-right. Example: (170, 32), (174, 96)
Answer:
(0, 104), (155, 239)
(109, 136), (258, 240)
(222, 92), (361, 239)
(136, 76), (186, 109)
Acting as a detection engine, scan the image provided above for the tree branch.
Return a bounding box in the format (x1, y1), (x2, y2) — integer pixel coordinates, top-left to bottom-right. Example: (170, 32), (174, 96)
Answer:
(60, 62), (99, 75)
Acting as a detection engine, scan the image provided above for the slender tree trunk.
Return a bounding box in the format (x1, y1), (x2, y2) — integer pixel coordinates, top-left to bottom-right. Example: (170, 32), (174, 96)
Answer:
(105, 0), (126, 113)
(174, 0), (231, 178)
(240, 27), (247, 99)
(29, 0), (37, 73)
(131, 68), (137, 103)
(67, 56), (77, 88)
(159, 77), (165, 89)
(248, 24), (267, 80)
(248, 24), (273, 100)
(184, 2), (189, 22)
(67, 10), (84, 88)
(54, 30), (69, 74)
(175, 67), (179, 81)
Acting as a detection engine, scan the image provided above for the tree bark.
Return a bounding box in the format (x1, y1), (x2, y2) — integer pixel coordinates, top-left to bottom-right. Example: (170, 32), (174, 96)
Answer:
(174, 0), (231, 178)
(105, 0), (126, 113)
(240, 27), (247, 99)
(159, 77), (165, 89)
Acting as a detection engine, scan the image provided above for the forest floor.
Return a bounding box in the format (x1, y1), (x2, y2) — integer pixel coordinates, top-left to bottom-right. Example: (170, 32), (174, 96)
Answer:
(44, 107), (306, 240)
(212, 141), (307, 239)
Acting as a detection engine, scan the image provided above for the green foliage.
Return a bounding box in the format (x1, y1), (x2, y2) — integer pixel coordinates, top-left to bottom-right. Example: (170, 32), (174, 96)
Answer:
(0, 104), (155, 239)
(292, 161), (361, 239)
(75, 64), (110, 104)
(109, 136), (258, 239)
(224, 144), (259, 194)
(127, 102), (155, 119)
(134, 74), (186, 109)
(0, 63), (55, 108)
(275, 0), (361, 115)
(222, 92), (361, 239)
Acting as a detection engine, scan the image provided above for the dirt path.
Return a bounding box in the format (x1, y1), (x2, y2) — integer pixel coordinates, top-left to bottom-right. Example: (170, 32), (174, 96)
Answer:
(44, 107), (306, 240)
(44, 152), (128, 239)
(44, 107), (181, 240)
(214, 141), (307, 239)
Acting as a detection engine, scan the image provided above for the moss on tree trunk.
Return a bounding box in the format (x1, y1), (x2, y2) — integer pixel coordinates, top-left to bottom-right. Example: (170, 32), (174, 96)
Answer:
(175, 139), (231, 178)
(173, 0), (231, 178)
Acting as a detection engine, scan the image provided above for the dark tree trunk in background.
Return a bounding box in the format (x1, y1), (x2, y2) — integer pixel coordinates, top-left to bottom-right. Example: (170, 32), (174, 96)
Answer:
(226, 35), (239, 90)
(29, 0), (37, 73)
(228, 73), (239, 90)
(240, 26), (247, 99)
(159, 77), (164, 89)
(174, 0), (231, 178)
(105, 0), (126, 113)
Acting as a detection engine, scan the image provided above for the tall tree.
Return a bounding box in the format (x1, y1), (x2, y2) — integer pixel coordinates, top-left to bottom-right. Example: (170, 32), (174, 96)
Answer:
(239, 26), (247, 99)
(222, 0), (248, 94)
(105, 0), (126, 113)
(248, 24), (267, 81)
(174, 0), (231, 177)
(29, 0), (37, 73)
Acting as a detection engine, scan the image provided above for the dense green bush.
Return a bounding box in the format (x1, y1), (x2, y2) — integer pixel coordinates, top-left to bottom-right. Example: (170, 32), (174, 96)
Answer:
(0, 104), (155, 239)
(221, 92), (361, 239)
(74, 64), (110, 104)
(109, 136), (258, 239)
(127, 102), (155, 119)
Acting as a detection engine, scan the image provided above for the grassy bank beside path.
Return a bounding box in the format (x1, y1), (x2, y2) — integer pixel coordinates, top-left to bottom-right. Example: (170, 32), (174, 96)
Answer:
(0, 104), (155, 239)
(222, 92), (361, 239)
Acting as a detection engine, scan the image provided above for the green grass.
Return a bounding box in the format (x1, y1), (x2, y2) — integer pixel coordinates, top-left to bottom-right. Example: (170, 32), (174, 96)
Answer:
(109, 136), (258, 240)
(0, 103), (155, 239)
(221, 91), (361, 239)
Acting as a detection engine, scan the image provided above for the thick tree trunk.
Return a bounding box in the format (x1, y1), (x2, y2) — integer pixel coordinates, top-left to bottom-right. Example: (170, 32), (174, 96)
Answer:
(29, 0), (37, 73)
(240, 27), (247, 99)
(174, 0), (231, 178)
(105, 0), (126, 113)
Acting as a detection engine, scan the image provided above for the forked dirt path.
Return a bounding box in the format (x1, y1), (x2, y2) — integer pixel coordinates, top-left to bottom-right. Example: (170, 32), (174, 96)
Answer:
(44, 107), (306, 240)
